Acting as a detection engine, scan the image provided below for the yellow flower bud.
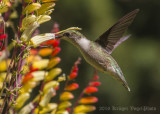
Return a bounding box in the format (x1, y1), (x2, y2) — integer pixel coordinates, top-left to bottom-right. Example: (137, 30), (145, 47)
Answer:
(20, 81), (36, 93)
(43, 81), (59, 93)
(58, 101), (72, 110)
(24, 0), (33, 3)
(31, 71), (48, 82)
(32, 59), (49, 69)
(0, 82), (3, 89)
(39, 48), (53, 57)
(56, 110), (69, 114)
(60, 92), (74, 101)
(39, 88), (55, 107)
(47, 57), (61, 69)
(30, 33), (55, 47)
(27, 55), (41, 63)
(45, 68), (62, 81)
(39, 103), (57, 114)
(37, 3), (55, 15)
(21, 22), (39, 42)
(21, 15), (36, 31)
(33, 108), (39, 114)
(15, 93), (30, 109)
(0, 59), (11, 72)
(37, 15), (51, 24)
(42, 0), (57, 3)
(18, 103), (34, 114)
(74, 105), (96, 113)
(23, 3), (41, 15)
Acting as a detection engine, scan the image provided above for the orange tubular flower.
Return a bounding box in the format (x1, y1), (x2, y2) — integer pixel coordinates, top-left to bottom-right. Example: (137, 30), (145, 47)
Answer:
(65, 83), (79, 91)
(47, 57), (61, 69)
(79, 97), (98, 104)
(60, 92), (74, 101)
(22, 73), (33, 84)
(39, 48), (53, 57)
(84, 87), (98, 94)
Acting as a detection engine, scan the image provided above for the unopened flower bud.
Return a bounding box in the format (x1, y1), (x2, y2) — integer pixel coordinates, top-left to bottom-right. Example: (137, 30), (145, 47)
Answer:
(31, 71), (48, 82)
(39, 48), (53, 57)
(21, 22), (39, 42)
(22, 73), (33, 84)
(89, 81), (101, 86)
(37, 15), (51, 24)
(32, 59), (49, 69)
(79, 97), (98, 104)
(0, 59), (11, 72)
(58, 101), (72, 110)
(65, 83), (79, 91)
(74, 105), (96, 113)
(21, 15), (36, 31)
(39, 88), (55, 107)
(55, 110), (69, 114)
(15, 93), (30, 109)
(19, 103), (34, 114)
(39, 103), (57, 114)
(84, 87), (98, 94)
(51, 47), (61, 56)
(23, 3), (41, 15)
(20, 81), (37, 93)
(60, 92), (74, 101)
(43, 81), (59, 93)
(42, 0), (57, 3)
(37, 3), (55, 15)
(69, 72), (77, 80)
(45, 68), (62, 81)
(47, 57), (61, 69)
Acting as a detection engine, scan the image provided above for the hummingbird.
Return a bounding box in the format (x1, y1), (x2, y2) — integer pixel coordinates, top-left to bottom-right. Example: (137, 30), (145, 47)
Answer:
(57, 9), (139, 91)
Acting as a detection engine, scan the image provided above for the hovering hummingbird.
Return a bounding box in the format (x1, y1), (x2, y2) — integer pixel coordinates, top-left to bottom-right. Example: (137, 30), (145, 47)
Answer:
(57, 9), (139, 91)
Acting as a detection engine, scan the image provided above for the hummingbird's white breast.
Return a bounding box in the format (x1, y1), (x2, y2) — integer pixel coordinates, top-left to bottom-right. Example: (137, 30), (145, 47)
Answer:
(77, 38), (90, 50)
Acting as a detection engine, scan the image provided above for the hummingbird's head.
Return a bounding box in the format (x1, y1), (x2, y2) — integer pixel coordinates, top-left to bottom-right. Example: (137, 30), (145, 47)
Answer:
(56, 27), (85, 43)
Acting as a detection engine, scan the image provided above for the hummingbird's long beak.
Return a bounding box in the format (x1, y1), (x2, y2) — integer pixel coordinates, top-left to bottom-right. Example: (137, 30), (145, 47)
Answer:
(55, 33), (63, 39)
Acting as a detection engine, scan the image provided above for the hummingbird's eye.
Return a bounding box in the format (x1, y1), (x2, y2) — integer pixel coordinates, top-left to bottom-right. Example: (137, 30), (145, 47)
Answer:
(63, 32), (70, 37)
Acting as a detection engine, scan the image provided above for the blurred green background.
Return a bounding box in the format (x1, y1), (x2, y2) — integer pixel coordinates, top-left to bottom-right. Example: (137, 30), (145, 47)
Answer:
(39, 0), (160, 114)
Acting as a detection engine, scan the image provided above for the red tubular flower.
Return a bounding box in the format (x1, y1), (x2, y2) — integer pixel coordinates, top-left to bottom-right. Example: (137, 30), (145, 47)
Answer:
(69, 72), (77, 80)
(73, 65), (78, 72)
(0, 34), (7, 40)
(65, 83), (79, 91)
(89, 81), (101, 86)
(22, 73), (34, 84)
(93, 75), (99, 80)
(51, 47), (61, 56)
(29, 67), (39, 73)
(52, 39), (60, 47)
(84, 87), (98, 94)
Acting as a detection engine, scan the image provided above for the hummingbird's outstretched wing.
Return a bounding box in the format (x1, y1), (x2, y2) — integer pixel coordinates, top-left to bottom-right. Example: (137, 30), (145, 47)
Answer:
(95, 9), (139, 54)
